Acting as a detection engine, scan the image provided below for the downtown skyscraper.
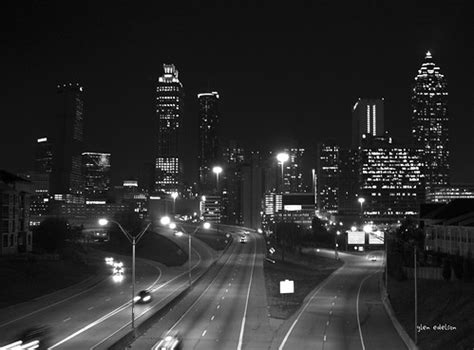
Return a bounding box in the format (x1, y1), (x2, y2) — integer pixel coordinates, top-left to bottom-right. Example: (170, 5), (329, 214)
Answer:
(50, 83), (84, 202)
(351, 98), (385, 148)
(412, 51), (449, 193)
(197, 91), (220, 191)
(155, 64), (184, 194)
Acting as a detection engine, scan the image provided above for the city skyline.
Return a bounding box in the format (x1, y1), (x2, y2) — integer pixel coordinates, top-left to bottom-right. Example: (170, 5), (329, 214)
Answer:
(1, 2), (473, 185)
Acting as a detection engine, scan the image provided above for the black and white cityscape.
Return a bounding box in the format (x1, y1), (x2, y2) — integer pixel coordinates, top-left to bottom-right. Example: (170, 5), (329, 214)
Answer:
(1, 2), (473, 349)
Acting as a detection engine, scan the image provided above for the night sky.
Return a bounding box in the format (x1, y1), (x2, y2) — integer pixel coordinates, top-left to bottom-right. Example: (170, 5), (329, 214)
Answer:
(2, 1), (473, 185)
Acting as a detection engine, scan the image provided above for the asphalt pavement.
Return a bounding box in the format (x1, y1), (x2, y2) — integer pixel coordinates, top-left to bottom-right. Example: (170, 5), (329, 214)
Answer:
(271, 249), (407, 350)
(0, 228), (217, 349)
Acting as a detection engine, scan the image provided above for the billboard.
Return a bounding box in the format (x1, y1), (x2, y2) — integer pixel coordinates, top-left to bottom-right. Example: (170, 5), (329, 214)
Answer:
(348, 231), (365, 244)
(280, 279), (294, 294)
(369, 230), (384, 244)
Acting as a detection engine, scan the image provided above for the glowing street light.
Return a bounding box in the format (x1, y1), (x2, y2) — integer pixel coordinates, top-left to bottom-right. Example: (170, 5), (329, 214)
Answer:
(160, 216), (171, 226)
(98, 218), (151, 333)
(171, 192), (178, 215)
(276, 152), (289, 192)
(212, 166), (223, 192)
(358, 197), (365, 221)
(161, 218), (211, 286)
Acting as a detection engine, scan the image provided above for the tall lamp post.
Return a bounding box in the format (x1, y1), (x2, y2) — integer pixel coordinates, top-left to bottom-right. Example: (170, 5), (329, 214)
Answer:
(98, 218), (151, 334)
(161, 217), (210, 286)
(358, 197), (365, 222)
(171, 192), (178, 215)
(276, 152), (289, 193)
(212, 166), (223, 193)
(335, 230), (341, 260)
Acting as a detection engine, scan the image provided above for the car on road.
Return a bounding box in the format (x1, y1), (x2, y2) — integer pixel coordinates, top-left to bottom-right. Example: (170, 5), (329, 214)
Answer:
(369, 255), (377, 261)
(239, 236), (246, 243)
(152, 331), (182, 350)
(134, 290), (152, 304)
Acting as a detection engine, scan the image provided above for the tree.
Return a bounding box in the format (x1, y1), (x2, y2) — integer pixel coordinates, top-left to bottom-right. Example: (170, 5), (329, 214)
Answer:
(33, 217), (70, 253)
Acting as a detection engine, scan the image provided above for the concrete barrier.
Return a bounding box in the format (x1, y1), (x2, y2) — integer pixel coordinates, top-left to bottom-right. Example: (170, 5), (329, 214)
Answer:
(107, 236), (234, 349)
(379, 275), (419, 350)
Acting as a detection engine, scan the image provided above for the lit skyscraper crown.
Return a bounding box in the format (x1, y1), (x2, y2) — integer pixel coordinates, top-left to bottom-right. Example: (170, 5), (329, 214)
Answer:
(416, 50), (444, 79)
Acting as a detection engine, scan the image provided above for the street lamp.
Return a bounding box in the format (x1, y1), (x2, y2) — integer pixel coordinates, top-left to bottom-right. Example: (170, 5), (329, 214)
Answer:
(276, 152), (289, 193)
(212, 166), (223, 193)
(98, 218), (151, 334)
(358, 197), (365, 222)
(162, 218), (210, 286)
(335, 230), (341, 260)
(171, 192), (178, 215)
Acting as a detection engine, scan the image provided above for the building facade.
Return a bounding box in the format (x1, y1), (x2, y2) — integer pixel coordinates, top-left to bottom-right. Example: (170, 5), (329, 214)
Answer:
(51, 83), (85, 200)
(198, 92), (220, 191)
(0, 170), (33, 255)
(82, 152), (111, 203)
(359, 133), (423, 222)
(155, 64), (184, 194)
(352, 98), (385, 148)
(316, 141), (340, 214)
(412, 51), (449, 192)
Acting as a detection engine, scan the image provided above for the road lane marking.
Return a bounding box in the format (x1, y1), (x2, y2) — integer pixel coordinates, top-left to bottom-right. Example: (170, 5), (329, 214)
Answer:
(324, 335), (327, 341)
(356, 269), (381, 350)
(225, 289), (228, 292)
(222, 296), (225, 299)
(63, 317), (71, 322)
(327, 321), (330, 326)
(237, 234), (257, 350)
(332, 302), (335, 306)
(0, 277), (108, 329)
(167, 242), (237, 333)
(211, 315), (215, 321)
(202, 330), (207, 336)
(105, 298), (111, 302)
(51, 262), (163, 349)
(88, 307), (94, 310)
(278, 265), (341, 350)
(329, 310), (332, 315)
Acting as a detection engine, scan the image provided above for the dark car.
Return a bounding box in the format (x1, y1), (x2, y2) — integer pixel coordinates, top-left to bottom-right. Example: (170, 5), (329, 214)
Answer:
(134, 290), (152, 304)
(152, 331), (182, 350)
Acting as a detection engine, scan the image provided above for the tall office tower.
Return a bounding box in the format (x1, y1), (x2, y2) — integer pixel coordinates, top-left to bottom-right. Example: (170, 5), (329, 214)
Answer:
(412, 51), (449, 193)
(351, 98), (385, 148)
(35, 137), (54, 174)
(221, 141), (245, 224)
(316, 141), (340, 214)
(281, 148), (305, 193)
(241, 151), (263, 229)
(359, 132), (423, 223)
(82, 152), (111, 203)
(337, 148), (360, 216)
(155, 64), (184, 194)
(51, 83), (84, 201)
(198, 91), (220, 191)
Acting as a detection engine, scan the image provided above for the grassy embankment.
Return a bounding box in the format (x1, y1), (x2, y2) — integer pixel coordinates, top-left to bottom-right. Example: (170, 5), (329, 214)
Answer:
(388, 277), (474, 350)
(264, 249), (343, 319)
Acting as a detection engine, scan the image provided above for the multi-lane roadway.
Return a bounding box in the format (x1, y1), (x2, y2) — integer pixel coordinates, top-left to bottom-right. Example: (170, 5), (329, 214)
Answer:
(0, 227), (217, 349)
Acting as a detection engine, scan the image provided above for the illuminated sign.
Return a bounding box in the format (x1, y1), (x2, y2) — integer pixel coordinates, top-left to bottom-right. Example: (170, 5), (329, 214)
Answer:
(280, 279), (294, 294)
(284, 205), (302, 211)
(37, 137), (47, 143)
(369, 231), (384, 244)
(348, 231), (365, 244)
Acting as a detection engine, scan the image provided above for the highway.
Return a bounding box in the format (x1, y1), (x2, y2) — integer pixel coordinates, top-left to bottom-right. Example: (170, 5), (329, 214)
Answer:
(0, 228), (217, 349)
(271, 249), (407, 350)
(130, 228), (274, 350)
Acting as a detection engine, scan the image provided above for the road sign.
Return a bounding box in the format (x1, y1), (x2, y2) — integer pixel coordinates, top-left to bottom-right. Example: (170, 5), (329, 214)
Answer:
(280, 279), (294, 294)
